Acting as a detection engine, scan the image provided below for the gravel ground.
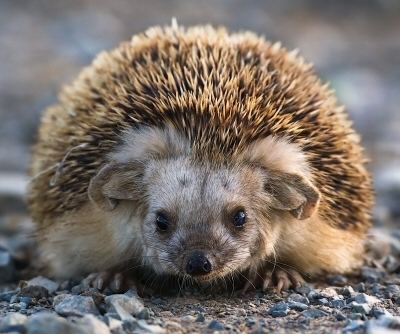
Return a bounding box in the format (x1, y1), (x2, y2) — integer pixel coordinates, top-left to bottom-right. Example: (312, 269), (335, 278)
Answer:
(1, 211), (400, 334)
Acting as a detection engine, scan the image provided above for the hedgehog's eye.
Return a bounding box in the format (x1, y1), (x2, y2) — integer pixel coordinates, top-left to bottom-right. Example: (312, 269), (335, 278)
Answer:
(156, 212), (170, 232)
(233, 209), (246, 228)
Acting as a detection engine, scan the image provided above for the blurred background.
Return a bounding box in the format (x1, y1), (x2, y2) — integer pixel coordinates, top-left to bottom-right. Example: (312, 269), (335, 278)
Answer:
(0, 0), (399, 226)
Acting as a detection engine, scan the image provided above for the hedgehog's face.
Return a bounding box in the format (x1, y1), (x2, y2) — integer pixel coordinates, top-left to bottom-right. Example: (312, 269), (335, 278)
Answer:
(88, 126), (320, 283)
(139, 158), (267, 281)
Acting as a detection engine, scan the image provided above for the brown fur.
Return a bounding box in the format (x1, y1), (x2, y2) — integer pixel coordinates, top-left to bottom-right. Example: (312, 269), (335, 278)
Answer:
(28, 23), (373, 280)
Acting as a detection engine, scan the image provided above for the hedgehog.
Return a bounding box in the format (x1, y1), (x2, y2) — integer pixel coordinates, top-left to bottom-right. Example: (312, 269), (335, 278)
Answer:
(28, 23), (373, 293)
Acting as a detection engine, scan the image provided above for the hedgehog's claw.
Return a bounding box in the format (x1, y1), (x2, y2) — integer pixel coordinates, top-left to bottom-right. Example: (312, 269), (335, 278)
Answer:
(86, 271), (133, 293)
(241, 267), (304, 294)
(273, 268), (305, 294)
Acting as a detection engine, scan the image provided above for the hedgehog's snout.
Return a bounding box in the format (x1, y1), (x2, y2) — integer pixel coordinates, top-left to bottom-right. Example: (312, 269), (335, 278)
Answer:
(185, 250), (212, 276)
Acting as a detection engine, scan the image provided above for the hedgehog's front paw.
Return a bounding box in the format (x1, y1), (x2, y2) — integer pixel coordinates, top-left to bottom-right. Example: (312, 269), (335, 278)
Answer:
(86, 271), (134, 293)
(272, 268), (305, 293)
(242, 267), (305, 294)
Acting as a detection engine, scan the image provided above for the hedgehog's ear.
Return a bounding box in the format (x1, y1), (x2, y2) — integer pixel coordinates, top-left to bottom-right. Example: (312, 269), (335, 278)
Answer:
(264, 171), (320, 220)
(88, 161), (143, 211)
(243, 136), (320, 219)
(88, 126), (189, 211)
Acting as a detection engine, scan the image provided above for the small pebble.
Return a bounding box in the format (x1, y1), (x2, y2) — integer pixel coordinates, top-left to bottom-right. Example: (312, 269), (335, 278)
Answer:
(372, 283), (384, 297)
(341, 286), (356, 298)
(0, 290), (17, 302)
(181, 315), (196, 322)
(317, 298), (329, 306)
(0, 313), (27, 331)
(151, 297), (164, 305)
(105, 293), (144, 320)
(288, 293), (309, 305)
(335, 312), (347, 321)
(28, 277), (59, 294)
(0, 248), (15, 283)
(354, 293), (379, 305)
(361, 266), (384, 283)
(371, 306), (393, 318)
(301, 308), (328, 319)
(295, 285), (311, 296)
(354, 282), (366, 293)
(385, 284), (400, 298)
(26, 312), (83, 334)
(343, 320), (365, 332)
(319, 287), (338, 299)
(288, 301), (308, 311)
(74, 314), (110, 334)
(350, 302), (371, 315)
(196, 313), (205, 322)
(326, 274), (347, 286)
(307, 290), (323, 302)
(136, 307), (151, 320)
(268, 302), (289, 318)
(330, 298), (345, 309)
(17, 286), (49, 299)
(53, 294), (99, 316)
(349, 313), (364, 320)
(208, 320), (225, 331)
(104, 316), (123, 331)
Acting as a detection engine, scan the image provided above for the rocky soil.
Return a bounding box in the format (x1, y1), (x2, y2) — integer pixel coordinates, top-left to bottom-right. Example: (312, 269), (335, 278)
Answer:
(2, 209), (400, 334)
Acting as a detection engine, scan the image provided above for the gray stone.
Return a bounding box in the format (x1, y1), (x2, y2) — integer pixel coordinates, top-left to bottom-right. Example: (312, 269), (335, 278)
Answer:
(74, 314), (110, 334)
(54, 294), (99, 316)
(326, 274), (347, 286)
(354, 293), (379, 305)
(18, 296), (32, 306)
(288, 293), (310, 305)
(361, 267), (384, 283)
(372, 283), (384, 297)
(349, 313), (364, 320)
(28, 276), (59, 294)
(317, 298), (329, 306)
(104, 316), (123, 331)
(196, 313), (205, 322)
(330, 298), (345, 309)
(307, 290), (323, 301)
(301, 309), (328, 319)
(268, 302), (289, 317)
(355, 283), (366, 293)
(105, 293), (144, 321)
(288, 301), (309, 311)
(385, 284), (400, 298)
(0, 313), (27, 331)
(336, 312), (347, 321)
(208, 320), (225, 331)
(0, 248), (15, 283)
(26, 312), (85, 334)
(181, 315), (196, 322)
(384, 255), (400, 273)
(341, 286), (356, 298)
(129, 319), (165, 334)
(151, 297), (164, 305)
(137, 307), (151, 320)
(319, 287), (338, 299)
(17, 285), (49, 299)
(367, 316), (400, 333)
(371, 307), (393, 319)
(0, 290), (16, 302)
(344, 320), (365, 332)
(351, 302), (371, 315)
(295, 285), (311, 295)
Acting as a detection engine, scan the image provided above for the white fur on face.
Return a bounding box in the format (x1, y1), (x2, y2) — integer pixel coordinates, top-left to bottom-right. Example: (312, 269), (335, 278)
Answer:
(138, 157), (265, 278)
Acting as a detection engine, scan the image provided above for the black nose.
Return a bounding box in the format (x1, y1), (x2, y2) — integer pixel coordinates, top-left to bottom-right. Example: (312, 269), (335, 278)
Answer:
(186, 251), (212, 276)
